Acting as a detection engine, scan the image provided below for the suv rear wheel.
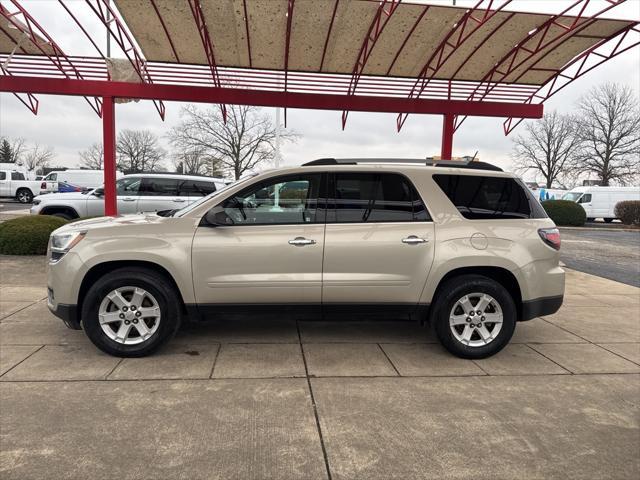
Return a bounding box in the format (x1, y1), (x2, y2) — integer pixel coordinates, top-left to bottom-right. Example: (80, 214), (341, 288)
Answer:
(81, 267), (181, 357)
(16, 188), (33, 204)
(432, 275), (516, 359)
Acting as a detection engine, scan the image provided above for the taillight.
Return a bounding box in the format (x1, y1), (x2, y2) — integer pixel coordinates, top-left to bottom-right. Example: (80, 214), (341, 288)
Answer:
(41, 181), (46, 189)
(538, 228), (561, 250)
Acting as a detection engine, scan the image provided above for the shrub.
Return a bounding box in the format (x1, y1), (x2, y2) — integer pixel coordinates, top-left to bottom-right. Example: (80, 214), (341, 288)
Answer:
(0, 216), (68, 255)
(614, 200), (640, 226)
(541, 199), (586, 226)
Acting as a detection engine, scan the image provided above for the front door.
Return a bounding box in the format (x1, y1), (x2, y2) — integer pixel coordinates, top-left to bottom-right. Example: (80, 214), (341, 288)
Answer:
(192, 173), (326, 310)
(86, 176), (141, 216)
(322, 172), (435, 317)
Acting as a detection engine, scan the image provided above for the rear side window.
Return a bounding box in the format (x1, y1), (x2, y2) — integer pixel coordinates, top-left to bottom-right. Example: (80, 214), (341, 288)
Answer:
(433, 174), (546, 219)
(0, 172), (5, 180)
(11, 172), (25, 180)
(178, 180), (217, 197)
(331, 172), (430, 223)
(139, 178), (179, 196)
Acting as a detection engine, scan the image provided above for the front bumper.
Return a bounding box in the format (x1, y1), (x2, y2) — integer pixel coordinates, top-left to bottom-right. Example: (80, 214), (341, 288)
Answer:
(48, 299), (81, 330)
(520, 295), (563, 321)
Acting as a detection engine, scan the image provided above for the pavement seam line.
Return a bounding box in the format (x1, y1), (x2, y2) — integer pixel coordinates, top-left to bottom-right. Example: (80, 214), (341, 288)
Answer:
(594, 343), (640, 367)
(522, 343), (572, 374)
(105, 358), (125, 380)
(0, 298), (45, 322)
(0, 344), (45, 378)
(208, 343), (222, 379)
(377, 343), (401, 376)
(296, 320), (333, 480)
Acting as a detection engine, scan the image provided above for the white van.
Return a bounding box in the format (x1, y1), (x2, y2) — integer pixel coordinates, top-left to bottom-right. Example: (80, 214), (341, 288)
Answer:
(563, 186), (640, 222)
(41, 170), (123, 193)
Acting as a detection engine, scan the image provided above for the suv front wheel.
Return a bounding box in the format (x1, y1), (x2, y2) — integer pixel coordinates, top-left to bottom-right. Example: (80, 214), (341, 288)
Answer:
(82, 267), (181, 357)
(432, 275), (516, 359)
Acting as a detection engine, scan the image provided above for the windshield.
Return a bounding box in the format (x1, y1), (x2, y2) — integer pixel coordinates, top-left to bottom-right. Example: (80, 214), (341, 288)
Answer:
(173, 175), (258, 217)
(562, 192), (583, 202)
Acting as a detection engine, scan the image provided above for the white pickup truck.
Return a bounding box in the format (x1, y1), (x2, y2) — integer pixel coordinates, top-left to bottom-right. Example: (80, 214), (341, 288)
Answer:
(0, 170), (43, 203)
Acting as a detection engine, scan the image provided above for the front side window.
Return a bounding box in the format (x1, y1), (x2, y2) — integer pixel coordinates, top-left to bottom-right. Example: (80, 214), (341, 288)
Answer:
(221, 174), (322, 225)
(433, 174), (545, 219)
(0, 172), (5, 180)
(116, 177), (141, 195)
(139, 177), (179, 196)
(331, 172), (429, 223)
(11, 172), (25, 180)
(47, 173), (57, 181)
(579, 194), (592, 203)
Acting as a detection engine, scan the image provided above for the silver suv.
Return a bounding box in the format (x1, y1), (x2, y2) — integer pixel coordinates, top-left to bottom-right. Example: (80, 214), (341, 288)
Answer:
(31, 173), (227, 219)
(46, 159), (564, 358)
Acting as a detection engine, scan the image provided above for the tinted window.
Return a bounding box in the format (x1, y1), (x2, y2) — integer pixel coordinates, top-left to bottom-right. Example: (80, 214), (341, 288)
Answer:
(433, 174), (545, 219)
(221, 174), (322, 225)
(11, 172), (25, 180)
(331, 173), (429, 223)
(0, 172), (5, 180)
(139, 178), (179, 196)
(178, 179), (217, 197)
(116, 177), (141, 195)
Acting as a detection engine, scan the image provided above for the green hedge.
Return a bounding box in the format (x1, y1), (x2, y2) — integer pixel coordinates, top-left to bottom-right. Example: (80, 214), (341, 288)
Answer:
(541, 199), (587, 227)
(0, 216), (69, 255)
(614, 200), (640, 226)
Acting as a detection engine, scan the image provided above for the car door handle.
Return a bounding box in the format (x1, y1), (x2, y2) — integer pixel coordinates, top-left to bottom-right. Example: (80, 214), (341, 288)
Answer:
(122, 197), (136, 202)
(172, 198), (186, 203)
(288, 237), (316, 246)
(402, 235), (428, 244)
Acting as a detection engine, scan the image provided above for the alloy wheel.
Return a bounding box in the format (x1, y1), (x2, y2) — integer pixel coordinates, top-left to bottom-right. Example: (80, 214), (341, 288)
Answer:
(98, 286), (161, 345)
(449, 292), (503, 347)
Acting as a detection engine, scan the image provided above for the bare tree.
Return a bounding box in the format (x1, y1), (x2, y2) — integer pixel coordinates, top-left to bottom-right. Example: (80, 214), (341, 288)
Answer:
(168, 104), (297, 180)
(172, 148), (224, 177)
(574, 83), (640, 186)
(116, 129), (166, 174)
(79, 142), (104, 170)
(511, 111), (580, 188)
(0, 137), (26, 164)
(23, 144), (54, 174)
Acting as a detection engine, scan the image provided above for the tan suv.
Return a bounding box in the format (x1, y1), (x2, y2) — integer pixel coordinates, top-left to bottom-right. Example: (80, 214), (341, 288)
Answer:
(46, 159), (564, 358)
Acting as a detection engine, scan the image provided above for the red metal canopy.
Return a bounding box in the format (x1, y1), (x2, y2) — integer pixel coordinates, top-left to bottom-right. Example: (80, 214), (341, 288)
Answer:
(0, 0), (638, 216)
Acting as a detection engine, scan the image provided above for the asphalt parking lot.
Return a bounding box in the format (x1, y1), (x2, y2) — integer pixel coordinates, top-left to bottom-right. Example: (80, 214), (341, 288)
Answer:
(1, 255), (639, 479)
(560, 227), (640, 287)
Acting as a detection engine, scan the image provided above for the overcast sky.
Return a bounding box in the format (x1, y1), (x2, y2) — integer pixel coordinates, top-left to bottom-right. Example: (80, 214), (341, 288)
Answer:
(1, 0), (638, 180)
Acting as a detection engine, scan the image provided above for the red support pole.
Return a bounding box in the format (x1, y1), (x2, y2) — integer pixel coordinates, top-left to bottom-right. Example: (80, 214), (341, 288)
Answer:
(102, 96), (117, 216)
(441, 113), (454, 160)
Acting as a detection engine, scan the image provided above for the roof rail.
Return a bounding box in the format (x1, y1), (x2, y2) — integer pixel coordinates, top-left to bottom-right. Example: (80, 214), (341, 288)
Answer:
(301, 158), (503, 172)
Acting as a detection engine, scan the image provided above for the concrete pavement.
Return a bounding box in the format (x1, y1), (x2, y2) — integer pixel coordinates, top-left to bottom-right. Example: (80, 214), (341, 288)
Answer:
(1, 255), (639, 479)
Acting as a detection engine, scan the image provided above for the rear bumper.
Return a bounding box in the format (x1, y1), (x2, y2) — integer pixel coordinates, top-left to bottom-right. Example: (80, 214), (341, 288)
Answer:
(520, 295), (563, 321)
(48, 301), (81, 330)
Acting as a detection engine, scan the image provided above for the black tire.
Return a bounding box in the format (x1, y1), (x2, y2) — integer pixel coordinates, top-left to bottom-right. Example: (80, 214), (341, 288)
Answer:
(81, 267), (181, 357)
(16, 188), (33, 204)
(51, 212), (73, 220)
(432, 274), (516, 359)
(604, 218), (614, 223)
(586, 217), (595, 222)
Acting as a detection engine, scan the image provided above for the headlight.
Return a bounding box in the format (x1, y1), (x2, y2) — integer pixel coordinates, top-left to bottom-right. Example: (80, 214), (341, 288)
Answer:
(50, 231), (86, 263)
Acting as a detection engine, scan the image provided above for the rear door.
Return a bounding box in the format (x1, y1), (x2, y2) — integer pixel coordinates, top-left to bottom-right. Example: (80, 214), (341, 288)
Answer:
(137, 177), (181, 213)
(0, 171), (9, 197)
(322, 172), (435, 317)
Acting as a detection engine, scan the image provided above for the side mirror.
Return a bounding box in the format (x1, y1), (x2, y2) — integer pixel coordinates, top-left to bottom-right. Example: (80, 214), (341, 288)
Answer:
(204, 206), (234, 226)
(93, 188), (104, 197)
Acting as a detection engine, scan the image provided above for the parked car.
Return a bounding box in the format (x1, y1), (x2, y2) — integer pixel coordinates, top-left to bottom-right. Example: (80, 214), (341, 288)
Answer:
(562, 186), (640, 222)
(31, 173), (227, 219)
(0, 170), (43, 203)
(46, 159), (564, 359)
(41, 169), (124, 193)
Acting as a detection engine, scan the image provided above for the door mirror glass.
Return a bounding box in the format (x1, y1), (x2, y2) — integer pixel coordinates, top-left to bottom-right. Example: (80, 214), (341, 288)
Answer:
(204, 206), (234, 226)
